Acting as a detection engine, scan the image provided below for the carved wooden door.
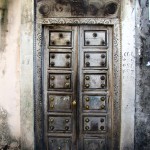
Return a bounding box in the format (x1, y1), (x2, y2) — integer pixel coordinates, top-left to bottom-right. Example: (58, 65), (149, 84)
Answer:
(43, 25), (112, 150)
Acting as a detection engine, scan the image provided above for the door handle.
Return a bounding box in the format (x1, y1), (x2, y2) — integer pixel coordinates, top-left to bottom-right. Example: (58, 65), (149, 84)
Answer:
(72, 100), (76, 107)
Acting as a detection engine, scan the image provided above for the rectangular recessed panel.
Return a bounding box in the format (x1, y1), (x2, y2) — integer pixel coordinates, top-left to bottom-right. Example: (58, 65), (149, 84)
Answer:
(83, 116), (106, 133)
(48, 73), (72, 90)
(83, 73), (107, 90)
(84, 52), (107, 68)
(48, 116), (72, 133)
(49, 31), (72, 46)
(49, 52), (72, 68)
(48, 137), (72, 150)
(84, 30), (107, 46)
(83, 95), (107, 112)
(48, 94), (72, 112)
(84, 138), (106, 150)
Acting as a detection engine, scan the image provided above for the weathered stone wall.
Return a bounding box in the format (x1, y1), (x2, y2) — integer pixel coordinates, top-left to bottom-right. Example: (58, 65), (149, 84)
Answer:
(135, 0), (150, 149)
(0, 0), (21, 149)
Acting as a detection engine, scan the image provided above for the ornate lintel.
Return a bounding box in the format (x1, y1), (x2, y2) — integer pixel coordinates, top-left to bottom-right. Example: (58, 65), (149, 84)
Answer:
(37, 17), (119, 25)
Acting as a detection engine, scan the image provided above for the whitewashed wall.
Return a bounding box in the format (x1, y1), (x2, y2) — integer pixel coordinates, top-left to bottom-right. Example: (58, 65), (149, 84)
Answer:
(121, 0), (135, 149)
(0, 0), (21, 148)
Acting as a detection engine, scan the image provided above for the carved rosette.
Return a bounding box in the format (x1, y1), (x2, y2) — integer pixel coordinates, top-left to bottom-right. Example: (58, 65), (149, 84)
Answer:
(37, 0), (120, 18)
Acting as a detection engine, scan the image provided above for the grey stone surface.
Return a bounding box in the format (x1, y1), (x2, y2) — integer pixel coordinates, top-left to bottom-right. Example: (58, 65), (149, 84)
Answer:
(135, 0), (150, 150)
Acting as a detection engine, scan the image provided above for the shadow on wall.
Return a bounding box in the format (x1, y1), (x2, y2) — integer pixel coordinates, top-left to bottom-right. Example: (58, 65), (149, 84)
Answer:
(0, 0), (7, 53)
(0, 0), (6, 21)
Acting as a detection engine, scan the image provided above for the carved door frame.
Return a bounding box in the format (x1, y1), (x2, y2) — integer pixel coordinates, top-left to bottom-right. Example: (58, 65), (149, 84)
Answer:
(34, 18), (121, 150)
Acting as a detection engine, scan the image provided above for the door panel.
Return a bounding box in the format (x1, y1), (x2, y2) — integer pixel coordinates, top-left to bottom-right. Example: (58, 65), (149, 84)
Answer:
(84, 30), (107, 46)
(83, 115), (107, 133)
(83, 138), (106, 150)
(49, 52), (72, 68)
(49, 31), (72, 46)
(83, 73), (107, 90)
(84, 52), (107, 68)
(48, 73), (72, 90)
(48, 137), (72, 150)
(44, 25), (112, 150)
(82, 95), (107, 112)
(47, 94), (72, 112)
(48, 115), (72, 132)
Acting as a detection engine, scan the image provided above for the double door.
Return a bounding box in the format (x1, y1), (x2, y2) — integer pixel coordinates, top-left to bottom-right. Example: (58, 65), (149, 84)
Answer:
(43, 25), (113, 150)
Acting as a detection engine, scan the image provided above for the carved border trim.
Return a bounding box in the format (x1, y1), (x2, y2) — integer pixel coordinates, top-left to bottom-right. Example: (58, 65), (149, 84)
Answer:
(34, 18), (121, 150)
(38, 18), (118, 25)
